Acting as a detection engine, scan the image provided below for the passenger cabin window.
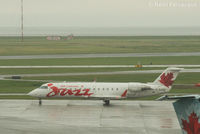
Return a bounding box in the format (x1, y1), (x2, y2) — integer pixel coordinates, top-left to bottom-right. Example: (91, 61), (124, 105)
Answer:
(40, 86), (48, 89)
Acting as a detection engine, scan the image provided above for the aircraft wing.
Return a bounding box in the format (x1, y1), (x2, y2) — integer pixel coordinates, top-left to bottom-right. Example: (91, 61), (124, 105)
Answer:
(157, 94), (200, 134)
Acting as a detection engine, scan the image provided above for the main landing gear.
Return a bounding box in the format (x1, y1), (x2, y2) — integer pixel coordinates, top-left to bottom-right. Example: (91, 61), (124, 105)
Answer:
(39, 98), (42, 106)
(103, 100), (110, 106)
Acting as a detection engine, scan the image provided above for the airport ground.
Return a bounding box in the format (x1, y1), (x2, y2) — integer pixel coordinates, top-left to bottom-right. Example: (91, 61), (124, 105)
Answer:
(0, 100), (181, 134)
(0, 36), (200, 55)
(0, 36), (199, 134)
(0, 36), (199, 100)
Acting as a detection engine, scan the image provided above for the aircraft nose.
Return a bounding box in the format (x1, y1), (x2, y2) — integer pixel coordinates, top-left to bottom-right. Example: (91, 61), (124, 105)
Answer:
(27, 89), (38, 97)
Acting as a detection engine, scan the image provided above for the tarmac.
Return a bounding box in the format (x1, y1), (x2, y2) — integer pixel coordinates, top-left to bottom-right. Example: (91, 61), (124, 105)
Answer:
(0, 100), (181, 134)
(0, 68), (199, 78)
(0, 52), (200, 59)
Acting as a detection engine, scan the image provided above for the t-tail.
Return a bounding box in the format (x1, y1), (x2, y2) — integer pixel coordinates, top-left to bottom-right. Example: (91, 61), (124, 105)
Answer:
(158, 95), (200, 134)
(153, 67), (183, 91)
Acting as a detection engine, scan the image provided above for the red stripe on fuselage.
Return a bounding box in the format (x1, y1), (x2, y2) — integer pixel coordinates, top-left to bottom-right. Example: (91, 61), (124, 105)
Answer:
(121, 90), (128, 97)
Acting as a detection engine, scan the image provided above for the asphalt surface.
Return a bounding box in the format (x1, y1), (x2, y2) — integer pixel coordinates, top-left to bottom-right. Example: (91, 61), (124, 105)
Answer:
(0, 65), (200, 68)
(0, 69), (199, 78)
(0, 52), (200, 59)
(0, 100), (181, 134)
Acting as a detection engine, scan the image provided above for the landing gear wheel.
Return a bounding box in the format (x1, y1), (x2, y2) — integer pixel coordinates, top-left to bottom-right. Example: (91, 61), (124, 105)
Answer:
(39, 98), (42, 106)
(103, 100), (110, 105)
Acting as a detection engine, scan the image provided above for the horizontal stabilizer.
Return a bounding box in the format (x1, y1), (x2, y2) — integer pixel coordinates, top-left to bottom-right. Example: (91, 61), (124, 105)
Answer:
(157, 94), (200, 100)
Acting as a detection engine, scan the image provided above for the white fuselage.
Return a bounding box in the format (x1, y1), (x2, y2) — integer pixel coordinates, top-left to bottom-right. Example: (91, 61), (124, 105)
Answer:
(29, 82), (168, 100)
(28, 68), (182, 103)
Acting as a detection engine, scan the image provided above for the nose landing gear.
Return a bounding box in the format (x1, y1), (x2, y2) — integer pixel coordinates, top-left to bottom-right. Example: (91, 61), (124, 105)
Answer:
(39, 98), (42, 106)
(103, 100), (110, 106)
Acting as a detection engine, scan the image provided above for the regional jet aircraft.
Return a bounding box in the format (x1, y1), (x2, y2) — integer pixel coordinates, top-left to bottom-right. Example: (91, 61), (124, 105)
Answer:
(28, 68), (182, 105)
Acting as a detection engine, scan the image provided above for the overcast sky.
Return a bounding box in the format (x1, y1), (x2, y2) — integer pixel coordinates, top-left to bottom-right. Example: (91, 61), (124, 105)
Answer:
(1, 0), (200, 27)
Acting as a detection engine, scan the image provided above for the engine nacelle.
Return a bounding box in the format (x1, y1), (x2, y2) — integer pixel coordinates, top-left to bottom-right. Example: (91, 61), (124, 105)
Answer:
(128, 83), (153, 92)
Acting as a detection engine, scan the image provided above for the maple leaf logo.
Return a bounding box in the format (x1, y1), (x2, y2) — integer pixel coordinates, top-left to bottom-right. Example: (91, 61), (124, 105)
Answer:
(181, 112), (200, 134)
(159, 72), (174, 87)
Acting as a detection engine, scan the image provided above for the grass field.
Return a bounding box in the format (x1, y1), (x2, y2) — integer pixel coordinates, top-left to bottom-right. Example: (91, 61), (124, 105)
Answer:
(0, 67), (164, 75)
(0, 80), (43, 93)
(0, 56), (200, 66)
(22, 73), (200, 84)
(0, 36), (200, 55)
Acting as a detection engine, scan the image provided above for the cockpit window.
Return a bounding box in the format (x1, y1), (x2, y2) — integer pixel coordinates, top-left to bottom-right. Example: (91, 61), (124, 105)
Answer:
(40, 86), (48, 89)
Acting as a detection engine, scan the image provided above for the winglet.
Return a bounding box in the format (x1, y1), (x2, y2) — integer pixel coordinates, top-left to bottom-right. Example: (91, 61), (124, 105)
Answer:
(156, 95), (168, 101)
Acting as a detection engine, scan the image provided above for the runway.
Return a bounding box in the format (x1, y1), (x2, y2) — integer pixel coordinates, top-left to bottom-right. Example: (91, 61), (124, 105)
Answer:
(0, 52), (200, 59)
(0, 68), (199, 78)
(0, 100), (181, 134)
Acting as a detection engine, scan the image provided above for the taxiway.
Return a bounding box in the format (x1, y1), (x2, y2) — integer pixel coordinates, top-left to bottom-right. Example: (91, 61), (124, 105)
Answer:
(0, 52), (200, 59)
(0, 68), (199, 78)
